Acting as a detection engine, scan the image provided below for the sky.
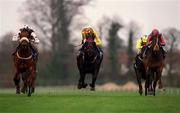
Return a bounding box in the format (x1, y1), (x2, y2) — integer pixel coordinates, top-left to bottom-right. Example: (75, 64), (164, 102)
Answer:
(0, 0), (180, 37)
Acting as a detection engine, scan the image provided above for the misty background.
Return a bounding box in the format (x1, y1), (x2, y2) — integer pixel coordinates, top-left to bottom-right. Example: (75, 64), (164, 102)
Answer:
(0, 0), (180, 88)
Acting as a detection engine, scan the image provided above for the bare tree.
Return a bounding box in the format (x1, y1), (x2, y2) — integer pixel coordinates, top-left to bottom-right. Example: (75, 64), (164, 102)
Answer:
(163, 28), (180, 76)
(127, 21), (140, 71)
(0, 32), (15, 87)
(21, 0), (91, 85)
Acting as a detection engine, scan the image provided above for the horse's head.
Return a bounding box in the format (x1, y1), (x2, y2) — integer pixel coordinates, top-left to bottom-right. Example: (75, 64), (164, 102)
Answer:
(151, 36), (161, 52)
(83, 42), (96, 57)
(19, 30), (30, 39)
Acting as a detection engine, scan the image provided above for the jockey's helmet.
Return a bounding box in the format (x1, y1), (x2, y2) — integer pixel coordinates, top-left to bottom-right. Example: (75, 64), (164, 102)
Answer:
(82, 27), (94, 36)
(141, 35), (147, 42)
(151, 29), (159, 37)
(20, 25), (31, 32)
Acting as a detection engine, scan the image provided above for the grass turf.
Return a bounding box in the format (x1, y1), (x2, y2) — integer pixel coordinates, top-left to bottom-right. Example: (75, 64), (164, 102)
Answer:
(0, 88), (180, 113)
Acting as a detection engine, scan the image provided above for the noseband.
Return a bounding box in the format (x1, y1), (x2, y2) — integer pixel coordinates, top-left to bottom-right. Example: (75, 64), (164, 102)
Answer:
(16, 52), (32, 60)
(16, 37), (32, 60)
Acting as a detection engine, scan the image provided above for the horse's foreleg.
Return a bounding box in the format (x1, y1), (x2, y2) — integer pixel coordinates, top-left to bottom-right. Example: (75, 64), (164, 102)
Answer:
(21, 73), (27, 94)
(158, 78), (163, 89)
(31, 71), (36, 93)
(145, 80), (148, 96)
(27, 70), (36, 97)
(145, 69), (150, 96)
(78, 71), (87, 89)
(13, 72), (20, 94)
(134, 62), (143, 95)
(21, 82), (27, 94)
(136, 73), (143, 95)
(153, 71), (161, 96)
(90, 70), (99, 91)
(81, 73), (87, 88)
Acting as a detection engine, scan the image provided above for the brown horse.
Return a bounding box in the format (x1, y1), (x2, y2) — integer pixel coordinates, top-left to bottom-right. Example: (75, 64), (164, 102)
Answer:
(13, 31), (37, 96)
(143, 36), (165, 96)
(77, 42), (103, 91)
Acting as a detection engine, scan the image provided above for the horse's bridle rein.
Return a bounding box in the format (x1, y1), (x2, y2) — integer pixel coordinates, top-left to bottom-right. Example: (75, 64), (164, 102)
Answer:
(16, 52), (32, 60)
(16, 37), (33, 60)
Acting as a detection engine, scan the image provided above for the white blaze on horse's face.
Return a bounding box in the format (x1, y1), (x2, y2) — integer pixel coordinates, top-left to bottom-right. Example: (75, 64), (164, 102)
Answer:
(153, 37), (160, 51)
(19, 37), (30, 44)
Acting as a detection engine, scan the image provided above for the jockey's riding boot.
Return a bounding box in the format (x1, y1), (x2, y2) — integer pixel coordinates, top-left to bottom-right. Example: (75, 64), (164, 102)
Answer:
(31, 50), (35, 60)
(30, 45), (37, 60)
(33, 52), (37, 60)
(134, 55), (138, 70)
(97, 47), (103, 59)
(77, 49), (84, 58)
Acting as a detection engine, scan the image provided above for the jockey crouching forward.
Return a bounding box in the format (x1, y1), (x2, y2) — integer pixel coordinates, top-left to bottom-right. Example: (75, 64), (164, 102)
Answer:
(134, 35), (148, 70)
(136, 35), (148, 59)
(79, 27), (103, 59)
(12, 25), (39, 61)
(144, 29), (167, 58)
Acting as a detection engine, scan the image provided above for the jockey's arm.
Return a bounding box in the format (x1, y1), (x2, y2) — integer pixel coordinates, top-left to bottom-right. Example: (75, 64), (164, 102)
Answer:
(159, 34), (166, 46)
(94, 30), (102, 46)
(136, 39), (142, 50)
(81, 31), (86, 44)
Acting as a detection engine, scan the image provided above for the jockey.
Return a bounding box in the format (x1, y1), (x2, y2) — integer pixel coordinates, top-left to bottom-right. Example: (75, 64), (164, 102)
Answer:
(12, 25), (39, 60)
(147, 29), (166, 45)
(146, 29), (166, 58)
(134, 35), (147, 76)
(80, 27), (103, 58)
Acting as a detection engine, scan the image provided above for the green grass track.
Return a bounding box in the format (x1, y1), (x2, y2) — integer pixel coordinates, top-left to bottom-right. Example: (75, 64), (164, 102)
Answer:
(0, 88), (180, 113)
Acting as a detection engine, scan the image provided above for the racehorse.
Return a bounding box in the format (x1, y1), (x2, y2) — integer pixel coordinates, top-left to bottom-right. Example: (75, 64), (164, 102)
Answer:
(13, 31), (37, 96)
(143, 36), (165, 96)
(77, 42), (103, 91)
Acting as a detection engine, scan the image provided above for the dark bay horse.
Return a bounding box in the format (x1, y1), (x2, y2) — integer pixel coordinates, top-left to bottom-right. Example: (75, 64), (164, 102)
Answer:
(13, 31), (37, 96)
(134, 46), (163, 96)
(143, 36), (165, 96)
(77, 42), (103, 91)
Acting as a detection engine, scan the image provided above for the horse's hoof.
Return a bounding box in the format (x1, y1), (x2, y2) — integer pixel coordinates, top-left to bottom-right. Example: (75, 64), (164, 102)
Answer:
(77, 84), (82, 89)
(16, 91), (20, 94)
(90, 87), (95, 91)
(27, 94), (31, 97)
(145, 92), (147, 96)
(139, 92), (143, 96)
(82, 83), (88, 88)
(21, 88), (27, 94)
(21, 89), (25, 94)
(32, 88), (35, 93)
(139, 90), (143, 96)
(89, 83), (94, 88)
